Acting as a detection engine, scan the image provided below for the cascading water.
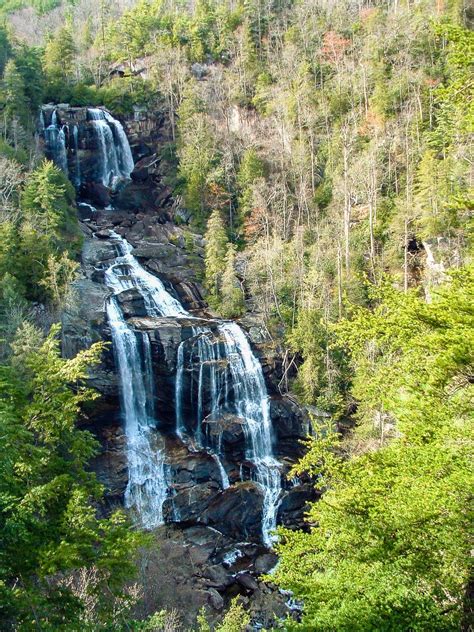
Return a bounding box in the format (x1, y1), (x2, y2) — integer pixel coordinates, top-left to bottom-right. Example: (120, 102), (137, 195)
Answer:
(44, 109), (68, 175)
(219, 322), (281, 546)
(106, 297), (168, 528)
(72, 125), (81, 188)
(104, 232), (282, 543)
(41, 106), (134, 190)
(174, 318), (282, 545)
(104, 233), (185, 526)
(88, 108), (134, 187)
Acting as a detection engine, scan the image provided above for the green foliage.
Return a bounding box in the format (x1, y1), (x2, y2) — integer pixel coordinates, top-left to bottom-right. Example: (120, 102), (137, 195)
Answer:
(197, 598), (251, 632)
(0, 160), (80, 306)
(2, 58), (29, 124)
(287, 309), (348, 416)
(273, 269), (474, 631)
(43, 23), (77, 97)
(21, 159), (79, 250)
(220, 243), (245, 317)
(236, 147), (265, 239)
(0, 324), (144, 629)
(204, 208), (228, 308)
(14, 45), (44, 113)
(177, 89), (221, 223)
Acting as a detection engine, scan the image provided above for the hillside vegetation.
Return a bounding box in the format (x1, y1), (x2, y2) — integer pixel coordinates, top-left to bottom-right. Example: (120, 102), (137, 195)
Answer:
(0, 0), (472, 629)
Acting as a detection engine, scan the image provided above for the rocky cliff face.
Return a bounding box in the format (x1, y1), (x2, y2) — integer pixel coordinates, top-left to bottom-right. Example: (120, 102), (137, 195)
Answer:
(52, 104), (314, 626)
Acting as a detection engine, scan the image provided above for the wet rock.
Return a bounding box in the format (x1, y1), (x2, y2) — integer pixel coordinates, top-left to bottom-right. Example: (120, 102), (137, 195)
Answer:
(82, 181), (111, 207)
(254, 553), (278, 575)
(278, 485), (316, 529)
(236, 573), (259, 593)
(77, 202), (96, 220)
(271, 396), (312, 459)
(201, 482), (264, 541)
(62, 278), (109, 358)
(166, 482), (220, 523)
(115, 288), (148, 318)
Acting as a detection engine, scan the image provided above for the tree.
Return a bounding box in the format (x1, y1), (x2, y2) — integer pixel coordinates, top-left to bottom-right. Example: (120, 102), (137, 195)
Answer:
(0, 324), (144, 629)
(0, 156), (24, 221)
(273, 269), (474, 631)
(2, 58), (29, 125)
(220, 243), (245, 317)
(236, 147), (265, 238)
(204, 208), (228, 308)
(0, 22), (11, 76)
(14, 44), (44, 113)
(21, 159), (79, 249)
(43, 23), (77, 96)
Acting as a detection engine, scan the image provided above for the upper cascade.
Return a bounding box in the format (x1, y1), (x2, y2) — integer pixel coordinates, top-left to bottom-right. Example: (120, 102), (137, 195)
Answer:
(87, 108), (135, 187)
(40, 106), (134, 189)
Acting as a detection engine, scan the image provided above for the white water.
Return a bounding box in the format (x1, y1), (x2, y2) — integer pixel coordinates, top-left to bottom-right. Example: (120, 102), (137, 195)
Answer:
(72, 125), (81, 188)
(173, 315), (281, 544)
(106, 298), (168, 527)
(88, 108), (134, 186)
(105, 234), (186, 318)
(44, 109), (68, 175)
(102, 224), (280, 545)
(104, 233), (188, 527)
(219, 322), (281, 546)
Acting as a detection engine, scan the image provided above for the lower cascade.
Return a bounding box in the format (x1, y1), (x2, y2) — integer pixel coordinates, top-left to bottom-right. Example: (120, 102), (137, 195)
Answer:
(103, 233), (282, 545)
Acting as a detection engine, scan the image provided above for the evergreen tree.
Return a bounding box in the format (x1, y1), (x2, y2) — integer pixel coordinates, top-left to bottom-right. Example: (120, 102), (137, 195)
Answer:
(0, 324), (144, 628)
(2, 58), (28, 124)
(43, 23), (76, 96)
(0, 22), (11, 76)
(204, 208), (228, 307)
(236, 148), (265, 237)
(273, 269), (474, 631)
(220, 243), (245, 317)
(21, 160), (79, 249)
(15, 45), (44, 113)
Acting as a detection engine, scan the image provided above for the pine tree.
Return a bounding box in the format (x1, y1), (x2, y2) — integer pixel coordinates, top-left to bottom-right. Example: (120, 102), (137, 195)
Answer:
(204, 209), (228, 307)
(43, 23), (76, 86)
(21, 160), (78, 248)
(221, 243), (245, 317)
(236, 148), (265, 235)
(15, 45), (44, 113)
(0, 22), (11, 77)
(2, 59), (29, 124)
(0, 324), (145, 628)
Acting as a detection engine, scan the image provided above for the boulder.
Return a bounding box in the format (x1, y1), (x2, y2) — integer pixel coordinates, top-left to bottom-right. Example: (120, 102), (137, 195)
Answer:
(115, 288), (148, 318)
(254, 553), (278, 575)
(201, 482), (264, 541)
(270, 396), (311, 459)
(82, 182), (111, 207)
(203, 565), (234, 590)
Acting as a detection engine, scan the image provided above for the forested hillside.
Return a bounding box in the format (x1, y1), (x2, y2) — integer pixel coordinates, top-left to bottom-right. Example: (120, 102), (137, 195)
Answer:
(0, 0), (472, 629)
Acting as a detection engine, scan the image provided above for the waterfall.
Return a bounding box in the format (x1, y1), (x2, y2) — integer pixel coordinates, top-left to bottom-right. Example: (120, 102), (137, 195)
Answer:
(106, 297), (168, 528)
(88, 108), (134, 187)
(44, 109), (68, 176)
(219, 322), (281, 546)
(104, 234), (186, 317)
(72, 125), (81, 188)
(104, 232), (282, 543)
(173, 317), (281, 545)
